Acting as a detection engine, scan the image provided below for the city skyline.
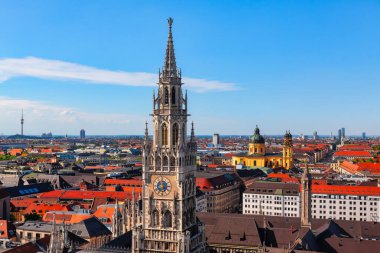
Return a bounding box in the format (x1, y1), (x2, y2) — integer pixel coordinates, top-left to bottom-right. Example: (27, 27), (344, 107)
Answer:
(1, 8), (380, 253)
(1, 1), (380, 135)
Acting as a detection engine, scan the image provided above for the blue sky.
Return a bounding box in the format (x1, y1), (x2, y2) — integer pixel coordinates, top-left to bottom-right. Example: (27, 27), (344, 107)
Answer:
(0, 1), (380, 135)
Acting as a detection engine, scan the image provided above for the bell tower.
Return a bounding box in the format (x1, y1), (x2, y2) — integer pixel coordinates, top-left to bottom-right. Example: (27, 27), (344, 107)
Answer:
(282, 130), (293, 169)
(132, 18), (205, 253)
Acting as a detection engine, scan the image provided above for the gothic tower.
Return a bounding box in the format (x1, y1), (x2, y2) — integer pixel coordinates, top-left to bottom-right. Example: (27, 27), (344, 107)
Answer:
(282, 130), (293, 169)
(301, 164), (312, 228)
(132, 18), (205, 253)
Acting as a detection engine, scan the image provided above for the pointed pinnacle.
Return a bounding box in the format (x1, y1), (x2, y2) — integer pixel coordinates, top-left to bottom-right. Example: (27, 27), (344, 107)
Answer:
(163, 17), (177, 77)
(168, 17), (173, 28)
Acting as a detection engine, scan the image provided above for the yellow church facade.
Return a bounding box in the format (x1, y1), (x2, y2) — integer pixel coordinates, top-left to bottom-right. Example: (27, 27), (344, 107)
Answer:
(232, 126), (293, 170)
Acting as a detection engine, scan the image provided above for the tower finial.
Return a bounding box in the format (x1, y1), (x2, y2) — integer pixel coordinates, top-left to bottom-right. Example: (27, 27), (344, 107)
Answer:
(163, 17), (177, 78)
(168, 17), (173, 28)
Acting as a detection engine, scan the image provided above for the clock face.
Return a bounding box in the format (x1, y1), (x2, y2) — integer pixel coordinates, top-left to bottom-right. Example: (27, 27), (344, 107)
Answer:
(154, 176), (172, 196)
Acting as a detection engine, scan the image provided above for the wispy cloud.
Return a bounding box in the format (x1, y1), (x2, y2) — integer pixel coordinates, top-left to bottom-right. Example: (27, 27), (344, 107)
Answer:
(0, 57), (237, 92)
(0, 97), (147, 135)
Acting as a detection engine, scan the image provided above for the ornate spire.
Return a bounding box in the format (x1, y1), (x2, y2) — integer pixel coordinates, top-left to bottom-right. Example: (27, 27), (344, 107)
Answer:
(163, 17), (178, 78)
(144, 121), (149, 142)
(49, 212), (57, 253)
(190, 122), (195, 142)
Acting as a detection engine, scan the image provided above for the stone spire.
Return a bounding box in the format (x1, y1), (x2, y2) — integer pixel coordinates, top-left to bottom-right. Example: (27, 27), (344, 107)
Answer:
(190, 122), (195, 142)
(162, 17), (178, 78)
(301, 163), (312, 228)
(144, 121), (149, 142)
(49, 212), (57, 253)
(112, 199), (121, 238)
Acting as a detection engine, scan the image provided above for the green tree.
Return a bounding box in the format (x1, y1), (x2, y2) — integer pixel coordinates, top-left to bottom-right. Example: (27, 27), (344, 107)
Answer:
(24, 213), (42, 221)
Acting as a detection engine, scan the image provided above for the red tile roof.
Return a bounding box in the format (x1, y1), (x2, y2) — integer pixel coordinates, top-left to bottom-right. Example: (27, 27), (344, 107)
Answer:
(357, 162), (380, 175)
(42, 212), (93, 224)
(104, 165), (123, 171)
(268, 173), (300, 183)
(23, 203), (71, 215)
(38, 190), (131, 201)
(339, 161), (360, 174)
(196, 178), (214, 190)
(312, 184), (380, 196)
(93, 205), (123, 224)
(338, 144), (372, 151)
(104, 178), (142, 187)
(11, 199), (38, 209)
(334, 151), (372, 157)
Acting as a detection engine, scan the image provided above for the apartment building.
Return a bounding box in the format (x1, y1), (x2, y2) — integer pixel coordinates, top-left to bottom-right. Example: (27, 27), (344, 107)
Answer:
(243, 180), (380, 222)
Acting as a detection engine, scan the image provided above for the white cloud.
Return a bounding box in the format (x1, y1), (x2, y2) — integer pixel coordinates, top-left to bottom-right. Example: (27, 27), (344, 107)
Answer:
(0, 57), (237, 92)
(0, 97), (147, 135)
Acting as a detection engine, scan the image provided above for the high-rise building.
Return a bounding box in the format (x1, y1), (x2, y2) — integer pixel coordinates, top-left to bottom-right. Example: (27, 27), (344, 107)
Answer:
(338, 129), (342, 140)
(341, 127), (346, 139)
(362, 132), (366, 139)
(80, 129), (86, 139)
(212, 133), (220, 147)
(132, 18), (205, 253)
(313, 131), (318, 140)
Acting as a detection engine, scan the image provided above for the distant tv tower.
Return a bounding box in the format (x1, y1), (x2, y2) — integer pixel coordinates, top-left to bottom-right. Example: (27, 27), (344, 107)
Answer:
(21, 110), (24, 137)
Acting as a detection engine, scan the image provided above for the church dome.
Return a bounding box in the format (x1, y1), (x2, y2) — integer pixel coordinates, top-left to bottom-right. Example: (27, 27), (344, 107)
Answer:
(251, 126), (265, 144)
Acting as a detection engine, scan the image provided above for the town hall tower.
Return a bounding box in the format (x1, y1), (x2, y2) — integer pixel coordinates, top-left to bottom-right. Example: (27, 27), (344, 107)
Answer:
(132, 18), (206, 253)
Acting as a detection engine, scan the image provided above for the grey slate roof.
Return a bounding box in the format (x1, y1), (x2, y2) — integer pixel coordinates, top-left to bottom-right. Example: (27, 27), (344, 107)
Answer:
(70, 217), (112, 239)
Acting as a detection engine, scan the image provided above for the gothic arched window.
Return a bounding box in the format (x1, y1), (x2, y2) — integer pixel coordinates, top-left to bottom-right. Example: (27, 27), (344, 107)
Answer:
(163, 210), (172, 228)
(187, 212), (191, 226)
(163, 156), (169, 168)
(170, 156), (175, 167)
(164, 87), (169, 104)
(171, 87), (176, 105)
(172, 123), (179, 145)
(162, 123), (168, 146)
(156, 156), (161, 170)
(152, 210), (159, 226)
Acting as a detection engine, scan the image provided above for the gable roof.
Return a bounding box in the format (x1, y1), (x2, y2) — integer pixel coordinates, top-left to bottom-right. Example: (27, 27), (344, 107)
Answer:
(70, 217), (112, 239)
(3, 235), (50, 253)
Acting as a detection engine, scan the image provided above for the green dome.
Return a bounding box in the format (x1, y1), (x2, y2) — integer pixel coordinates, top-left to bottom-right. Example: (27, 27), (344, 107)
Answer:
(251, 126), (265, 144)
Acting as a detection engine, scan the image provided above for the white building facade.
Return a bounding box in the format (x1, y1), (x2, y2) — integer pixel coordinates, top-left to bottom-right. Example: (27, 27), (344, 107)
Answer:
(243, 181), (380, 222)
(243, 182), (300, 217)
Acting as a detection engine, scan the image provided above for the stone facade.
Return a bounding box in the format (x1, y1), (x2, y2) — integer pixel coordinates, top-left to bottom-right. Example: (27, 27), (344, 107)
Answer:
(132, 18), (206, 253)
(301, 165), (311, 227)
